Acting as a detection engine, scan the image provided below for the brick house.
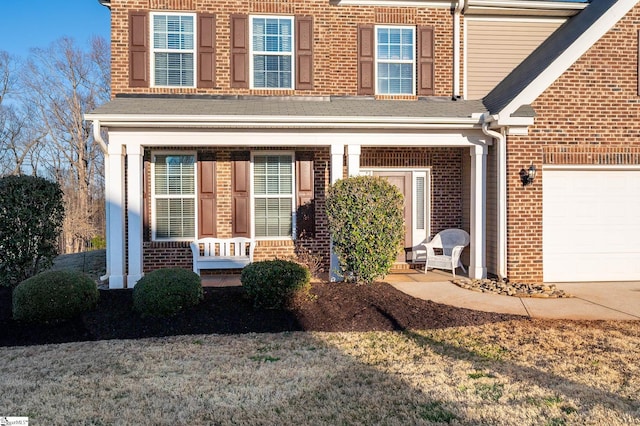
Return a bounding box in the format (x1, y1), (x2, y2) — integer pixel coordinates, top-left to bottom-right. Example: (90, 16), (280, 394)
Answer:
(86, 0), (640, 289)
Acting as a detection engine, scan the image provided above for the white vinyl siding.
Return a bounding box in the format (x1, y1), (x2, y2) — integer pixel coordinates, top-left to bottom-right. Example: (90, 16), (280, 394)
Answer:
(251, 16), (294, 89)
(151, 13), (195, 87)
(376, 26), (416, 95)
(465, 18), (564, 99)
(253, 154), (295, 238)
(152, 153), (196, 240)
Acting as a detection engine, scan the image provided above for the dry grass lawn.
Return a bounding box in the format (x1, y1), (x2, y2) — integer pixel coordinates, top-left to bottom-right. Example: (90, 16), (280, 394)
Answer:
(1, 319), (639, 425)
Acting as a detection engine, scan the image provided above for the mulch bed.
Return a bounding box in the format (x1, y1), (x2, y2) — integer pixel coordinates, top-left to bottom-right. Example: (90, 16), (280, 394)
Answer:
(0, 282), (525, 347)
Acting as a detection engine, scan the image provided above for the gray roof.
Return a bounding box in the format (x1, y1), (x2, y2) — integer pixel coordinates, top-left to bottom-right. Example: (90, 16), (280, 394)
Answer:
(88, 95), (486, 120)
(483, 0), (618, 115)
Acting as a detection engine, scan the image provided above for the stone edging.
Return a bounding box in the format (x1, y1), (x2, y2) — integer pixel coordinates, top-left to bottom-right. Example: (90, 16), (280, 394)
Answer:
(451, 278), (573, 298)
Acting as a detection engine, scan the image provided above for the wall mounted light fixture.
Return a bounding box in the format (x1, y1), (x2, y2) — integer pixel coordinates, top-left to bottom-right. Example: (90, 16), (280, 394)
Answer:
(519, 164), (537, 186)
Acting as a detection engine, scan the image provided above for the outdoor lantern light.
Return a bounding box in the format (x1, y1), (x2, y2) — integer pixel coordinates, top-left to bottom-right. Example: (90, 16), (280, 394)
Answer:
(519, 164), (537, 186)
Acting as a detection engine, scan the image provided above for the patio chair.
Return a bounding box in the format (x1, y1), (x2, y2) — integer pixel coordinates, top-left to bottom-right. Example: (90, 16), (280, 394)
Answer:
(415, 229), (470, 277)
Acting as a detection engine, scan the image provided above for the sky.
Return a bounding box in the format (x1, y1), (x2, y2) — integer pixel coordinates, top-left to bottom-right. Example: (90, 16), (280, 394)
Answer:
(0, 0), (111, 59)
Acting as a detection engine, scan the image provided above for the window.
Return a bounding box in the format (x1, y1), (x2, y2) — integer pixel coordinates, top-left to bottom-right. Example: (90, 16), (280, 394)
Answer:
(152, 153), (196, 240)
(151, 13), (195, 87)
(250, 16), (294, 89)
(253, 154), (295, 238)
(376, 26), (415, 95)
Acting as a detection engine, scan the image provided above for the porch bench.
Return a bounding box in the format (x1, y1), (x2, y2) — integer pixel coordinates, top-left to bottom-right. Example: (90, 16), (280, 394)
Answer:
(189, 237), (256, 276)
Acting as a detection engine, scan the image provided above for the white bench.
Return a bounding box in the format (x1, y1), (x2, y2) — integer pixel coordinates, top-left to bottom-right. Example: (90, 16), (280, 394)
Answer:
(189, 237), (256, 276)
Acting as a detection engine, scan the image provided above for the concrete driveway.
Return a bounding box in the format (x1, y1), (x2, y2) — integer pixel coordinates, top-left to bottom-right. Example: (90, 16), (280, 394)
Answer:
(387, 271), (640, 320)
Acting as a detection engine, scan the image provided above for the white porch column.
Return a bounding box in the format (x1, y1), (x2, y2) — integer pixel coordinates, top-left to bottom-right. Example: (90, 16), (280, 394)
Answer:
(347, 144), (361, 177)
(106, 142), (126, 289)
(469, 144), (488, 279)
(127, 143), (144, 287)
(329, 144), (345, 282)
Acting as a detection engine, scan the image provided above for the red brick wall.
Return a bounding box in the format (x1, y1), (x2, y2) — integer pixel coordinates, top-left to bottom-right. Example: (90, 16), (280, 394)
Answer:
(505, 5), (640, 283)
(141, 146), (462, 272)
(109, 0), (454, 98)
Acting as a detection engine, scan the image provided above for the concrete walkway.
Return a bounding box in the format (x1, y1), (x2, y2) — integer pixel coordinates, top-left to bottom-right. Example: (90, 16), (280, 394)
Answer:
(388, 271), (640, 320)
(202, 269), (640, 320)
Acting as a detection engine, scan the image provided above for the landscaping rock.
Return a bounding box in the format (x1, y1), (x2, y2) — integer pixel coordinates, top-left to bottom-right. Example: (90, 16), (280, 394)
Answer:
(451, 278), (573, 298)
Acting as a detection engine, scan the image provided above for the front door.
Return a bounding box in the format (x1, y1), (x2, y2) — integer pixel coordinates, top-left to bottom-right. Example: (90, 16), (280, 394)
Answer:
(374, 171), (413, 262)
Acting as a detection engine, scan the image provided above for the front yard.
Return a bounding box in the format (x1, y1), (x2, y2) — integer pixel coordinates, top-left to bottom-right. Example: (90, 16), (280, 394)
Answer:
(1, 319), (638, 425)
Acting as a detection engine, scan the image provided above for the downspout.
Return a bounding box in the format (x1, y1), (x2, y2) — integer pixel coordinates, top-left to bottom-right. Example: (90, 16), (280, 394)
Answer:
(92, 120), (110, 282)
(482, 115), (507, 279)
(453, 0), (468, 99)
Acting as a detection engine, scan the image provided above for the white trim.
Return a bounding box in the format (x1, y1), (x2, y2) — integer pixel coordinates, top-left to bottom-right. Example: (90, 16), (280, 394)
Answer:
(102, 130), (490, 148)
(464, 15), (567, 24)
(150, 150), (198, 242)
(249, 15), (295, 90)
(250, 151), (296, 241)
(543, 164), (640, 172)
(332, 0), (452, 7)
(150, 12), (197, 89)
(498, 0), (639, 118)
(374, 25), (416, 96)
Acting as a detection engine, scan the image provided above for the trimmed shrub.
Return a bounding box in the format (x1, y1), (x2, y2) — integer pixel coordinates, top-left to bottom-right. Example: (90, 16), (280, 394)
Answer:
(241, 260), (311, 309)
(133, 268), (203, 317)
(12, 270), (99, 323)
(325, 175), (405, 284)
(0, 175), (65, 288)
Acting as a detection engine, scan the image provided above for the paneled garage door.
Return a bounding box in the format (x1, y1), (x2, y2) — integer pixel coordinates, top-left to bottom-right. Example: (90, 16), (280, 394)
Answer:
(543, 167), (640, 282)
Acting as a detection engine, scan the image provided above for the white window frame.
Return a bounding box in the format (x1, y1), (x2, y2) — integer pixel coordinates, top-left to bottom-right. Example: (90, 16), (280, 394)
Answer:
(150, 12), (197, 88)
(151, 151), (198, 241)
(249, 15), (295, 90)
(375, 25), (416, 96)
(250, 151), (296, 240)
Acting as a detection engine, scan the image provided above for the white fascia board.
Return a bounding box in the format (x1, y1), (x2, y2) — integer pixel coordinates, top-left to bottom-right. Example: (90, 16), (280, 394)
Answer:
(499, 0), (639, 118)
(109, 129), (491, 148)
(84, 114), (483, 130)
(468, 0), (587, 11)
(331, 0), (450, 7)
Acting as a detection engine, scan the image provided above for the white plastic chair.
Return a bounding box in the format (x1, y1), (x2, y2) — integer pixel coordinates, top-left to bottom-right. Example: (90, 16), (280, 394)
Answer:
(415, 229), (470, 277)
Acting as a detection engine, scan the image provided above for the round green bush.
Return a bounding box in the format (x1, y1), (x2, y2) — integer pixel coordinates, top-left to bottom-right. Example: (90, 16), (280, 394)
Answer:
(326, 175), (405, 284)
(241, 260), (311, 309)
(12, 270), (99, 323)
(133, 268), (203, 317)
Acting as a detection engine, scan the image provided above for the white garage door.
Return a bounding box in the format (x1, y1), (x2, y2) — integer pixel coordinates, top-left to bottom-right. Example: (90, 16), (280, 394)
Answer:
(543, 167), (640, 282)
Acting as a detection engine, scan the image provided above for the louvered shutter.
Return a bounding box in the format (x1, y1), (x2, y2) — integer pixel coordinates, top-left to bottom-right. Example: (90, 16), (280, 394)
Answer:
(198, 153), (216, 238)
(358, 25), (375, 95)
(296, 152), (315, 238)
(232, 152), (251, 237)
(129, 12), (149, 88)
(230, 15), (249, 88)
(296, 16), (314, 90)
(198, 14), (216, 88)
(417, 26), (435, 96)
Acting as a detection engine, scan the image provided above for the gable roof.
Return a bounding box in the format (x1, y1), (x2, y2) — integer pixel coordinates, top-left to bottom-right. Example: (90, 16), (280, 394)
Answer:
(483, 0), (638, 117)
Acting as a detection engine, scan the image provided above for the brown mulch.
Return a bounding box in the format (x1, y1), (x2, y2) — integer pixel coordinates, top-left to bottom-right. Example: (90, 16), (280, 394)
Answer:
(0, 282), (525, 347)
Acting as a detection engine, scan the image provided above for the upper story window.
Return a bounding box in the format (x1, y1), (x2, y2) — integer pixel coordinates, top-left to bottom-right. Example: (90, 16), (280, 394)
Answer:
(152, 153), (196, 240)
(376, 26), (415, 95)
(250, 16), (294, 89)
(151, 13), (196, 87)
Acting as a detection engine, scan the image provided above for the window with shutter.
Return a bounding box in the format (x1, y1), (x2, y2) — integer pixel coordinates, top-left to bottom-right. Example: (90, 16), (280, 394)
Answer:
(376, 26), (416, 95)
(252, 153), (295, 238)
(150, 12), (196, 87)
(250, 16), (294, 89)
(151, 153), (197, 240)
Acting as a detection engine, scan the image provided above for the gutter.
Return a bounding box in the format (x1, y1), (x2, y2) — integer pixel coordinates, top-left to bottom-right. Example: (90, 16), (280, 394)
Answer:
(453, 0), (468, 100)
(92, 120), (108, 154)
(482, 113), (507, 279)
(91, 119), (110, 282)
